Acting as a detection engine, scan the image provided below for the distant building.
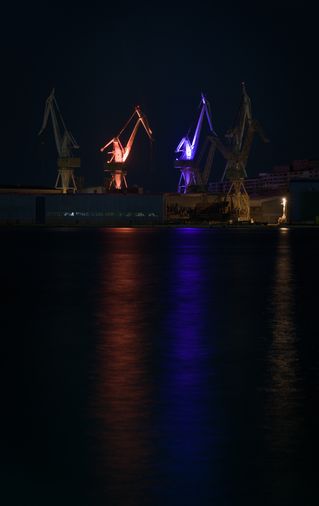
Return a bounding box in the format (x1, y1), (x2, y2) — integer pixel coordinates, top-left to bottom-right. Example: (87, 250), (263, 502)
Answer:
(208, 159), (319, 195)
(0, 193), (164, 226)
(289, 179), (319, 224)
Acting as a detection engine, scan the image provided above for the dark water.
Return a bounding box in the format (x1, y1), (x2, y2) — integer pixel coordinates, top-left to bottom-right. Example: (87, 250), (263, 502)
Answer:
(1, 226), (319, 505)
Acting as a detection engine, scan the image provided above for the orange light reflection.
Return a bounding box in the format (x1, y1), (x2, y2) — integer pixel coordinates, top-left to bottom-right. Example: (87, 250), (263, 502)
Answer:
(91, 230), (152, 501)
(266, 229), (301, 458)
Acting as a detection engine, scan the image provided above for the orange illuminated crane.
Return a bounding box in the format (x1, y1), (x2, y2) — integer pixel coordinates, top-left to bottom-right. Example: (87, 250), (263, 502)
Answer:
(100, 106), (153, 190)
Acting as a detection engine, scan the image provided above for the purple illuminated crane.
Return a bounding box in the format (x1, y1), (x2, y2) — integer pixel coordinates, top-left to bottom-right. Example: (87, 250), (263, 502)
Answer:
(175, 94), (216, 193)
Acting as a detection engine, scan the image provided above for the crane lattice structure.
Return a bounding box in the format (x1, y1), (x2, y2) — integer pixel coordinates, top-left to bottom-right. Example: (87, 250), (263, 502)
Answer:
(38, 89), (80, 194)
(100, 106), (153, 190)
(175, 93), (217, 193)
(220, 82), (269, 221)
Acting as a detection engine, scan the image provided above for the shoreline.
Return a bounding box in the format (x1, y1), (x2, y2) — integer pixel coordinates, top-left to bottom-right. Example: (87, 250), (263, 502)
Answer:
(1, 222), (319, 230)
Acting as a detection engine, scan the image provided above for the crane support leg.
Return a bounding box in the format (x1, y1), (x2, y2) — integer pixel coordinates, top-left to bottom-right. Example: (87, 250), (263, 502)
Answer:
(107, 170), (128, 191)
(178, 168), (197, 193)
(226, 179), (250, 222)
(55, 168), (77, 194)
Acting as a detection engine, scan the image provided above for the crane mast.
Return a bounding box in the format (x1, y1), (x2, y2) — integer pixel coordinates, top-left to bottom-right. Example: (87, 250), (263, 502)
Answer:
(100, 106), (153, 190)
(38, 89), (80, 194)
(221, 82), (268, 221)
(175, 94), (216, 193)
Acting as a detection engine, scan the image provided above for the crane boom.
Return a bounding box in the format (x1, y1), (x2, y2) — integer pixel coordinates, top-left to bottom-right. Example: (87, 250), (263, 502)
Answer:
(100, 106), (153, 164)
(38, 89), (80, 193)
(225, 82), (252, 152)
(219, 82), (269, 221)
(175, 93), (217, 193)
(100, 105), (153, 190)
(38, 88), (79, 157)
(122, 106), (152, 162)
(39, 89), (62, 156)
(175, 93), (215, 162)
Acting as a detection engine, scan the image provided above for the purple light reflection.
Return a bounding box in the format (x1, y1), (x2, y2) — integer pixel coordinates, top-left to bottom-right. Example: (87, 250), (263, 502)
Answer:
(159, 230), (214, 499)
(169, 249), (205, 373)
(175, 227), (202, 234)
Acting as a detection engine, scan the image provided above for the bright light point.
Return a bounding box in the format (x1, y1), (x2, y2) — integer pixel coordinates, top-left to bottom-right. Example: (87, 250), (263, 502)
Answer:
(185, 143), (192, 159)
(278, 197), (287, 225)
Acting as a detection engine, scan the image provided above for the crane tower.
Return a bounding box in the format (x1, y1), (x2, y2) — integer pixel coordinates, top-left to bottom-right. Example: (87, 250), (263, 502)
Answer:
(175, 93), (216, 193)
(100, 106), (153, 190)
(221, 82), (269, 221)
(38, 89), (80, 193)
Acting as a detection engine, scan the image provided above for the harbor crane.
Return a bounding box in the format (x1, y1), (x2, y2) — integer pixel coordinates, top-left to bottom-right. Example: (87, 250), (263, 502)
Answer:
(175, 93), (216, 193)
(38, 89), (80, 193)
(100, 106), (153, 190)
(218, 82), (269, 221)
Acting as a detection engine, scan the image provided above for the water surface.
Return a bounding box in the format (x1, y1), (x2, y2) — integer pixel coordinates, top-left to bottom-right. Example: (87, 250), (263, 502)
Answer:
(1, 227), (319, 505)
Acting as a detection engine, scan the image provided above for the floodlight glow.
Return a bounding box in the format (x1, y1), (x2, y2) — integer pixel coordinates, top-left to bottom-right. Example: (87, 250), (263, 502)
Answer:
(185, 142), (192, 160)
(278, 196), (287, 224)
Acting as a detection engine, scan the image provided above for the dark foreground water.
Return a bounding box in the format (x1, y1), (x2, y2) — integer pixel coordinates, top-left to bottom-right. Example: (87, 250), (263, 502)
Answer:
(1, 226), (319, 505)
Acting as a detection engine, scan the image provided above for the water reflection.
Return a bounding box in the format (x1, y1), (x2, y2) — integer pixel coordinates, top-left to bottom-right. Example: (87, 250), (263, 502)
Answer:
(91, 229), (152, 504)
(266, 229), (301, 460)
(161, 229), (212, 503)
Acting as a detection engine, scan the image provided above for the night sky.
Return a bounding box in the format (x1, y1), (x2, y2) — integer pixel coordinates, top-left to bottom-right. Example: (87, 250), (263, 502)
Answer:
(2, 1), (318, 192)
